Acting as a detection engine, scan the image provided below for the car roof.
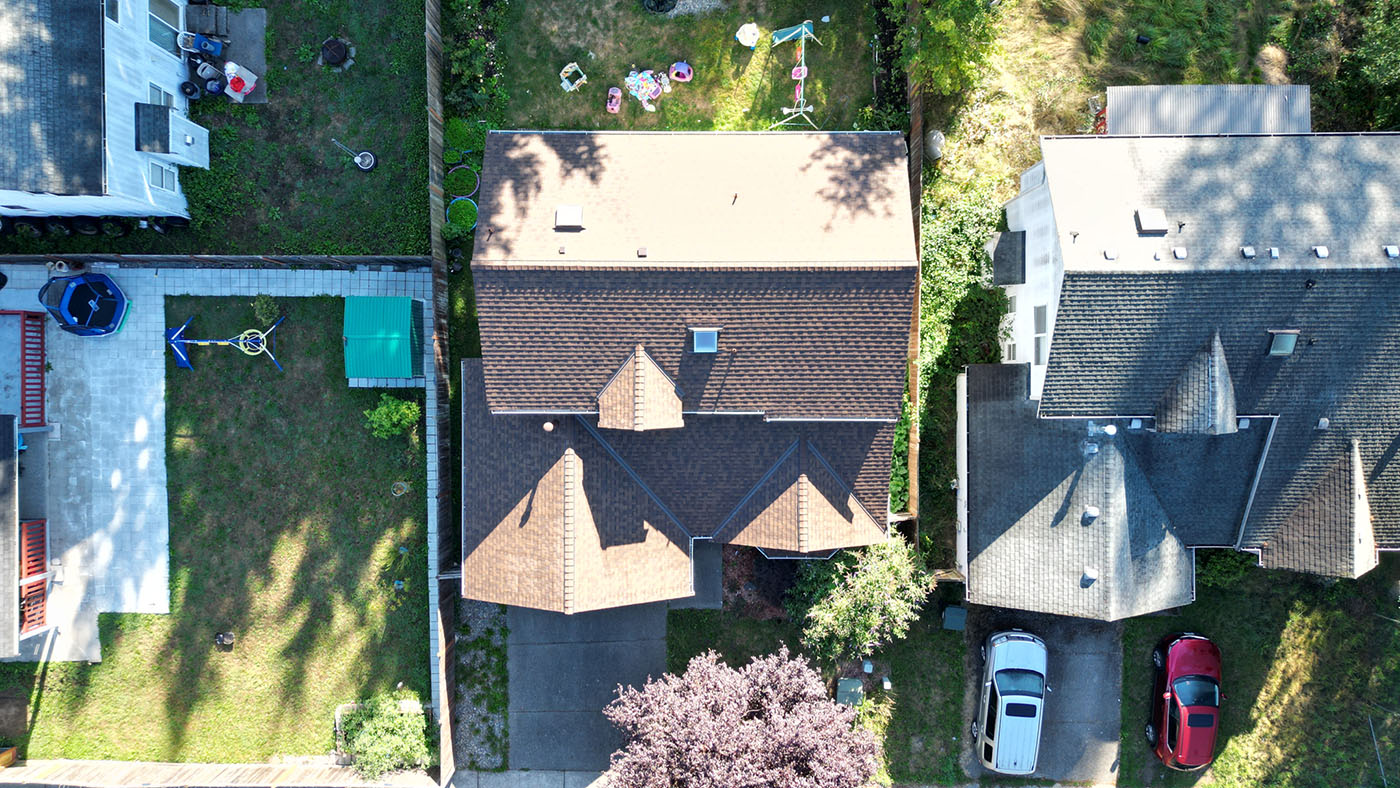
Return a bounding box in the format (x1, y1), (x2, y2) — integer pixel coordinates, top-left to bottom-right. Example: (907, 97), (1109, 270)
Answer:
(994, 696), (1043, 773)
(1176, 705), (1219, 765)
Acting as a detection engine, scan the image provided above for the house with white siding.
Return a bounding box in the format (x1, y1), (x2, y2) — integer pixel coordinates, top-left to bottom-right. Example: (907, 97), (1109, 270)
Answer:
(0, 0), (210, 220)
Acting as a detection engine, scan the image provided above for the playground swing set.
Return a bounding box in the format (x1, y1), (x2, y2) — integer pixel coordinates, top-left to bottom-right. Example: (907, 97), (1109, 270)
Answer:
(769, 20), (821, 129)
(165, 315), (287, 372)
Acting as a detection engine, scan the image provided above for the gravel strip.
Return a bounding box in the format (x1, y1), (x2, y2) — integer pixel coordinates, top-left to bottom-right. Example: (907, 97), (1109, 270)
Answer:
(452, 600), (508, 770)
(667, 0), (724, 17)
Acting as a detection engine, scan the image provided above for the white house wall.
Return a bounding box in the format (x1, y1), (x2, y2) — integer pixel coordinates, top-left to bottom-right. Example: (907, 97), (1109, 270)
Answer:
(1002, 161), (1065, 401)
(102, 0), (194, 218)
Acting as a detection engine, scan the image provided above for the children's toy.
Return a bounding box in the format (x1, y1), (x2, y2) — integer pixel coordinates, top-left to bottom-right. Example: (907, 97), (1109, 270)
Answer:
(669, 61), (694, 82)
(735, 23), (761, 49)
(659, 72), (672, 93)
(769, 20), (822, 129)
(559, 62), (588, 92)
(165, 315), (286, 371)
(625, 70), (663, 112)
(606, 87), (622, 113)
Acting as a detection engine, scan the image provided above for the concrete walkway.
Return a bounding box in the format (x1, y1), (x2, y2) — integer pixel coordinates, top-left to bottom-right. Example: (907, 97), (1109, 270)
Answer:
(0, 262), (440, 707)
(506, 604), (667, 771)
(450, 771), (605, 788)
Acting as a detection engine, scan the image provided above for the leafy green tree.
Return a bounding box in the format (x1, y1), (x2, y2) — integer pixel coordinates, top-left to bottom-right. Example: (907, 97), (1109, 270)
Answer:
(888, 0), (1001, 96)
(1358, 0), (1400, 127)
(786, 535), (934, 664)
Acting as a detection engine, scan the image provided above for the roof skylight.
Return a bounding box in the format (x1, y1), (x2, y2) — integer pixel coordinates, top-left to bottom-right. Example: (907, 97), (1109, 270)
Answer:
(1268, 330), (1299, 357)
(692, 328), (719, 354)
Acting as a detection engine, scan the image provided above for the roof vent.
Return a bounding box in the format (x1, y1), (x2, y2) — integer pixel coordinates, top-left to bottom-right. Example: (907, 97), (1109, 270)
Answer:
(1172, 247), (1188, 260)
(692, 328), (719, 354)
(1082, 441), (1099, 457)
(1313, 245), (1330, 259)
(1102, 424), (1118, 436)
(1269, 247), (1280, 259)
(1134, 207), (1169, 234)
(637, 246), (648, 258)
(1081, 506), (1100, 525)
(1129, 418), (1143, 430)
(1385, 245), (1399, 259)
(1238, 418), (1251, 430)
(1103, 248), (1117, 261)
(1317, 417), (1330, 430)
(1241, 246), (1257, 259)
(554, 205), (584, 230)
(1081, 567), (1099, 588)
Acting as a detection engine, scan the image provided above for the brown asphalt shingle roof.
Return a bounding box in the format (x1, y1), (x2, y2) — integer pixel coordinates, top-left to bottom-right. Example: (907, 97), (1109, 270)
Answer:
(596, 345), (684, 431)
(461, 361), (694, 613)
(472, 131), (916, 267)
(474, 266), (916, 418)
(462, 360), (896, 613)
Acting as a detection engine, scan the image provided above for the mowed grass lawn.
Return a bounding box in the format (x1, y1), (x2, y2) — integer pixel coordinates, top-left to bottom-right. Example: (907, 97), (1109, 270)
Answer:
(499, 0), (876, 131)
(0, 0), (429, 255)
(1119, 556), (1400, 787)
(0, 297), (429, 761)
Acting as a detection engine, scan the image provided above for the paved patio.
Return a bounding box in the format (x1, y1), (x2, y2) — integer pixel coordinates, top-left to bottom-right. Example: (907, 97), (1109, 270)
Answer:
(0, 263), (439, 685)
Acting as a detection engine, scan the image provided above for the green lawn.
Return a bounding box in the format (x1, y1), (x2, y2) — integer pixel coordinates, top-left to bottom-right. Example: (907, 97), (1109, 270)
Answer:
(1119, 555), (1400, 788)
(0, 0), (429, 255)
(0, 297), (429, 761)
(498, 0), (877, 131)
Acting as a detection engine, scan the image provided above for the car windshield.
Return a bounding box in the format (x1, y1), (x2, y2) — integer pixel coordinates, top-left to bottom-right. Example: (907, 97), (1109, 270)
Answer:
(1174, 676), (1220, 708)
(995, 668), (1044, 698)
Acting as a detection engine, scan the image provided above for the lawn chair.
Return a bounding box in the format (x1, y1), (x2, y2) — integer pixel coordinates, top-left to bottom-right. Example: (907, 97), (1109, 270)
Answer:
(559, 62), (587, 92)
(606, 87), (622, 114)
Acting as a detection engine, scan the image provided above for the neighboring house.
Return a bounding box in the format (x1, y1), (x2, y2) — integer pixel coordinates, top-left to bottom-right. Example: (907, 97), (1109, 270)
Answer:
(961, 105), (1400, 619)
(462, 131), (917, 614)
(0, 0), (211, 219)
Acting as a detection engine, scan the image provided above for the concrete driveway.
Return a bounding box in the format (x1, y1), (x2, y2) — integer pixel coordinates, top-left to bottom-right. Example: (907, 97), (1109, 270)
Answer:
(507, 603), (667, 771)
(962, 605), (1123, 785)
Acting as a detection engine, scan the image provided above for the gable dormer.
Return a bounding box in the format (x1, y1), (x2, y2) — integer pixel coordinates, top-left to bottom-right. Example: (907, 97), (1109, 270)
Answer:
(596, 345), (684, 431)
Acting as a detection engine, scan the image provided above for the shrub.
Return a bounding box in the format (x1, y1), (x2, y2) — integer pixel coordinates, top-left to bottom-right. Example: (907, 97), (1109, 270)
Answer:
(604, 648), (879, 788)
(442, 0), (510, 119)
(342, 693), (432, 778)
(251, 294), (280, 325)
(363, 394), (421, 438)
(786, 535), (933, 664)
(889, 393), (911, 513)
(1358, 0), (1400, 127)
(1196, 549), (1257, 589)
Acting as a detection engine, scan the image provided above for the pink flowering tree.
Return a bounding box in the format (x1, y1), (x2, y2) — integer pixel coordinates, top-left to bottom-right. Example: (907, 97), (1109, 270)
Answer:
(603, 647), (880, 788)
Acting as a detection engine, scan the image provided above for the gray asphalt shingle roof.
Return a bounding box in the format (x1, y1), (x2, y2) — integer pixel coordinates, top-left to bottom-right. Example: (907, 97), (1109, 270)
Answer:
(0, 0), (105, 195)
(966, 364), (1197, 620)
(1105, 85), (1311, 135)
(1040, 270), (1400, 568)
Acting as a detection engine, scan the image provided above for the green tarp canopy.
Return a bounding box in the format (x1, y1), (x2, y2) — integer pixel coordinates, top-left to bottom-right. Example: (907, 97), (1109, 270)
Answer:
(343, 297), (422, 378)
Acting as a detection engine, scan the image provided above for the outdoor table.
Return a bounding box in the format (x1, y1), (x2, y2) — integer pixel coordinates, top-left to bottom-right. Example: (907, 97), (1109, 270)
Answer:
(224, 61), (258, 103)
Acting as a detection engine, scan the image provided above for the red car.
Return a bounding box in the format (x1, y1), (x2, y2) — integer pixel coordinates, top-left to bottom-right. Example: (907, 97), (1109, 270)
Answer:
(1146, 633), (1222, 771)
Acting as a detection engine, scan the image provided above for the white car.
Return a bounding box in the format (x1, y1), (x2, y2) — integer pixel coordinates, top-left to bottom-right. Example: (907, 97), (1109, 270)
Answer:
(971, 630), (1048, 775)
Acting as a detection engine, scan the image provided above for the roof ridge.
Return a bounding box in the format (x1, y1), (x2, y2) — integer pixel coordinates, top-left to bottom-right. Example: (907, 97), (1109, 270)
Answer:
(715, 441), (801, 536)
(562, 448), (577, 615)
(572, 416), (691, 536)
(633, 344), (646, 431)
(797, 450), (810, 554)
(804, 440), (882, 529)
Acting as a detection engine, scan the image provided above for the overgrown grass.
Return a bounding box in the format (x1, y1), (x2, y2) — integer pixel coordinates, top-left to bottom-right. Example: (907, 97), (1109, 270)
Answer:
(454, 606), (508, 769)
(498, 0), (877, 131)
(0, 0), (429, 255)
(1118, 555), (1400, 787)
(0, 297), (430, 760)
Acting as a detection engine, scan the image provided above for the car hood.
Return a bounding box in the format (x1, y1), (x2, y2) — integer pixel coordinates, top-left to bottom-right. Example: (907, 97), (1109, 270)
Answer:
(1177, 705), (1219, 766)
(991, 638), (1048, 674)
(1169, 638), (1221, 680)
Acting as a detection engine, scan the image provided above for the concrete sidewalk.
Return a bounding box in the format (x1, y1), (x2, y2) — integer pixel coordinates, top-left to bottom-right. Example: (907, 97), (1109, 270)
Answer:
(450, 771), (605, 788)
